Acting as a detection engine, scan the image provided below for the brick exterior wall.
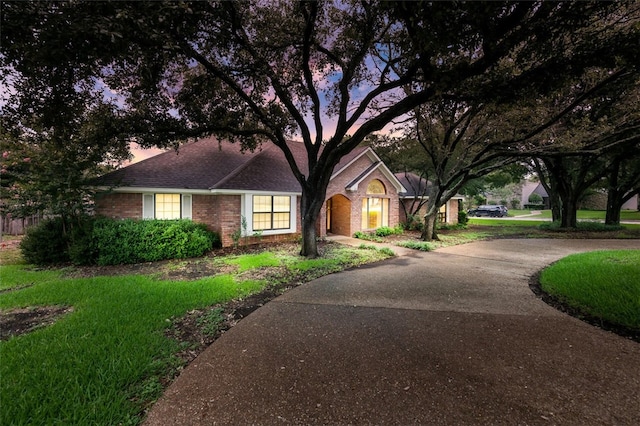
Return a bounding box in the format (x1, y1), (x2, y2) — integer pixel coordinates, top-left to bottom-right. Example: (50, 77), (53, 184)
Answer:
(94, 193), (143, 219)
(94, 192), (301, 248)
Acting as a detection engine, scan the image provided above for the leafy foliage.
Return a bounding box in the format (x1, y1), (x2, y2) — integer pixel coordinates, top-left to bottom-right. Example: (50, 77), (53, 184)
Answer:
(396, 240), (436, 252)
(402, 214), (425, 232)
(353, 231), (384, 243)
(374, 226), (403, 237)
(92, 219), (220, 266)
(19, 218), (73, 265)
(528, 193), (543, 204)
(457, 211), (469, 226)
(20, 217), (220, 266)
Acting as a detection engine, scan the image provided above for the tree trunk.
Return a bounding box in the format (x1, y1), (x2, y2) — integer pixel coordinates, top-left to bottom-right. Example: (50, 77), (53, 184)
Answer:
(300, 216), (318, 257)
(421, 212), (438, 241)
(605, 196), (622, 225)
(299, 190), (322, 258)
(605, 158), (621, 225)
(560, 196), (578, 228)
(550, 192), (562, 223)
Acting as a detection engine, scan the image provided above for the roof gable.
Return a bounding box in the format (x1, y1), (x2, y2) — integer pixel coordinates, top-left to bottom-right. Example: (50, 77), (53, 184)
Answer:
(335, 147), (406, 193)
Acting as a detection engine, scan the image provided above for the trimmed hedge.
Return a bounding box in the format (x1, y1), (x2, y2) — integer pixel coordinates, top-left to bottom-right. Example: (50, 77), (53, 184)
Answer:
(92, 218), (220, 265)
(20, 217), (220, 266)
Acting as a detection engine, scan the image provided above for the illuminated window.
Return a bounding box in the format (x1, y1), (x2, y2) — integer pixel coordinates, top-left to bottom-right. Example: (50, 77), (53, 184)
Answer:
(253, 195), (291, 230)
(361, 197), (389, 229)
(362, 180), (388, 229)
(367, 179), (386, 194)
(142, 194), (191, 220)
(155, 194), (181, 219)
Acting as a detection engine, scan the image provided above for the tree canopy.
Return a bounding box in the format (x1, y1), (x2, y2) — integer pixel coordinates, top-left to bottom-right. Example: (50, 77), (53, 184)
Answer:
(2, 1), (638, 254)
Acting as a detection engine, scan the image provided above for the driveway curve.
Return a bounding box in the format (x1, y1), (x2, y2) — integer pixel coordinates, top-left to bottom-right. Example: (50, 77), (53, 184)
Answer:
(145, 239), (640, 425)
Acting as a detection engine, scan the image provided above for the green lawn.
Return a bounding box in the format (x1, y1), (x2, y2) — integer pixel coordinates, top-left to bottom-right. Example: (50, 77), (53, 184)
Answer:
(540, 250), (640, 330)
(509, 209), (640, 221)
(469, 218), (548, 227)
(469, 217), (640, 231)
(0, 245), (392, 425)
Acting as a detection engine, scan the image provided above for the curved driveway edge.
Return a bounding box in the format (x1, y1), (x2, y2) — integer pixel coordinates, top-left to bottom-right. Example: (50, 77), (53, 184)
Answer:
(145, 239), (640, 425)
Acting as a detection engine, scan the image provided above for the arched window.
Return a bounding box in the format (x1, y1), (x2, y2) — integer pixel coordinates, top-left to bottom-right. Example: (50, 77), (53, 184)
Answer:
(366, 179), (386, 194)
(362, 179), (388, 229)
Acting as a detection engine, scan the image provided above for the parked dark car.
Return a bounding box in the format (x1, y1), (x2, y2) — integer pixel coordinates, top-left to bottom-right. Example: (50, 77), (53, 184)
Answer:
(467, 205), (508, 217)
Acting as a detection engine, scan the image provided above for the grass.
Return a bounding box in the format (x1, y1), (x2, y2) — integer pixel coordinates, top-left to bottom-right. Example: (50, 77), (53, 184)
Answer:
(223, 251), (281, 271)
(0, 269), (263, 425)
(0, 243), (393, 425)
(0, 235), (25, 266)
(469, 218), (548, 227)
(509, 209), (640, 221)
(469, 217), (640, 231)
(540, 250), (640, 330)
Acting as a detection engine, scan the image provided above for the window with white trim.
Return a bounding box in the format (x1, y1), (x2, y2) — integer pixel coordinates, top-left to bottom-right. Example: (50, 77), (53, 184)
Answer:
(142, 193), (192, 220)
(252, 195), (291, 230)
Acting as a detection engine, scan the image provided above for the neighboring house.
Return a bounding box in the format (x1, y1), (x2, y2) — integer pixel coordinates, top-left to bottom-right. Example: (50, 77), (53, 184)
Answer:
(622, 195), (639, 211)
(94, 137), (407, 247)
(521, 181), (550, 209)
(394, 172), (463, 225)
(580, 191), (639, 211)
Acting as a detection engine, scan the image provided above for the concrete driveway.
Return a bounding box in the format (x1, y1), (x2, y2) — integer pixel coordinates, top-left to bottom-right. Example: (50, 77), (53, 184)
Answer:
(145, 239), (640, 425)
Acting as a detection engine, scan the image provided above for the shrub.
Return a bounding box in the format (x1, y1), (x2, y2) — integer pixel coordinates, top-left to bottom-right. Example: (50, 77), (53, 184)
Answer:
(458, 210), (469, 225)
(19, 216), (100, 265)
(92, 219), (219, 265)
(402, 214), (424, 231)
(68, 217), (98, 265)
(20, 217), (71, 265)
(374, 225), (403, 237)
(528, 193), (543, 204)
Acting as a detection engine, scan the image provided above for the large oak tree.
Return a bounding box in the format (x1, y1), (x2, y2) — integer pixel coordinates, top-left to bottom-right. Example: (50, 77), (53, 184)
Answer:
(2, 1), (638, 255)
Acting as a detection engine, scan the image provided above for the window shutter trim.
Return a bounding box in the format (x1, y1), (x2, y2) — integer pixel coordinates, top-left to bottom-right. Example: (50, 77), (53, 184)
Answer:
(182, 194), (192, 219)
(142, 194), (154, 219)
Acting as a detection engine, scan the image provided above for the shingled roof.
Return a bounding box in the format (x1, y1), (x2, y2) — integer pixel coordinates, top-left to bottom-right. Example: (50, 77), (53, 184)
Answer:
(96, 136), (370, 193)
(394, 172), (430, 197)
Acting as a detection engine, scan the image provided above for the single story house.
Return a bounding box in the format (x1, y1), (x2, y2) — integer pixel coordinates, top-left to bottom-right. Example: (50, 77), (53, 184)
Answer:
(94, 137), (462, 247)
(521, 181), (550, 209)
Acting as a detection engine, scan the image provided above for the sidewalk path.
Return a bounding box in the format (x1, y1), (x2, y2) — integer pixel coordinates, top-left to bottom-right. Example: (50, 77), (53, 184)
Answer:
(145, 239), (640, 425)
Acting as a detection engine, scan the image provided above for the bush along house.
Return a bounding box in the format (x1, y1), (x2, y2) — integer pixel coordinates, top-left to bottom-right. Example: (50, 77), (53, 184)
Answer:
(94, 137), (459, 247)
